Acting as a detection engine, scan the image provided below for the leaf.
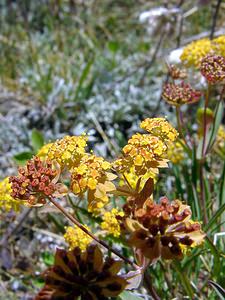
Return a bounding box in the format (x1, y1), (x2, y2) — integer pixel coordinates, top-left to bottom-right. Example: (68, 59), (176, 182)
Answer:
(74, 57), (95, 101)
(219, 161), (225, 206)
(14, 151), (33, 165)
(173, 261), (194, 299)
(208, 280), (225, 300)
(107, 41), (119, 53)
(41, 251), (54, 266)
(124, 269), (143, 290)
(207, 100), (224, 151)
(31, 129), (44, 152)
(205, 204), (225, 232)
(119, 291), (143, 300)
(205, 236), (220, 276)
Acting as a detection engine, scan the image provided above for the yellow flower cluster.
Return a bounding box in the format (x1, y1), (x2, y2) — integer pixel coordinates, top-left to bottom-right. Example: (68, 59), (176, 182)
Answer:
(214, 125), (225, 156)
(37, 143), (53, 159)
(64, 225), (92, 251)
(101, 208), (124, 237)
(114, 134), (168, 176)
(140, 118), (178, 143)
(213, 35), (225, 57)
(71, 155), (116, 214)
(120, 167), (156, 190)
(180, 36), (225, 68)
(47, 135), (87, 169)
(167, 140), (185, 164)
(0, 177), (20, 212)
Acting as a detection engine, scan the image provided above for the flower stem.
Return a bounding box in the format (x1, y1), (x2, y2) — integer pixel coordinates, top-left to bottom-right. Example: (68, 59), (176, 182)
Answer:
(175, 106), (191, 153)
(202, 85), (210, 157)
(49, 197), (136, 268)
(144, 271), (161, 300)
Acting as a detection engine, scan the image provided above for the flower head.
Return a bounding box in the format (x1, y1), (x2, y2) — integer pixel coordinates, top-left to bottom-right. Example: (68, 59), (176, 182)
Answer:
(180, 38), (213, 68)
(140, 118), (178, 143)
(0, 177), (20, 212)
(200, 54), (225, 84)
(64, 225), (92, 251)
(9, 157), (62, 206)
(214, 125), (225, 156)
(47, 135), (87, 169)
(71, 155), (116, 214)
(162, 82), (201, 106)
(167, 139), (185, 164)
(212, 35), (225, 57)
(35, 245), (127, 300)
(37, 143), (53, 160)
(114, 134), (168, 177)
(101, 208), (124, 238)
(126, 197), (205, 261)
(168, 64), (187, 80)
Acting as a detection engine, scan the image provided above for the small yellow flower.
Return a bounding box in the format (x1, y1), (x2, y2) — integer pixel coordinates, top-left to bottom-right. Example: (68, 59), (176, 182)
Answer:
(101, 208), (124, 237)
(167, 139), (185, 164)
(140, 118), (178, 143)
(180, 38), (213, 68)
(0, 177), (20, 212)
(47, 135), (88, 169)
(212, 35), (225, 57)
(114, 133), (168, 177)
(214, 125), (225, 156)
(37, 143), (53, 159)
(180, 36), (225, 68)
(64, 225), (92, 251)
(71, 155), (116, 214)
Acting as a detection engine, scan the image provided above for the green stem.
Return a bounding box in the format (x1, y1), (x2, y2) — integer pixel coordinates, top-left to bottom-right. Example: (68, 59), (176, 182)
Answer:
(175, 106), (191, 153)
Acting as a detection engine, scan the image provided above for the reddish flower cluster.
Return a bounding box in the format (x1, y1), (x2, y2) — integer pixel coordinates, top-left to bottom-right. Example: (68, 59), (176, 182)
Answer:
(9, 157), (58, 206)
(125, 197), (205, 261)
(200, 54), (225, 84)
(162, 82), (201, 106)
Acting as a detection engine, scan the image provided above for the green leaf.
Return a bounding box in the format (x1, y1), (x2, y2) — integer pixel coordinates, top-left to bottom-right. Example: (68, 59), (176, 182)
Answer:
(219, 161), (225, 206)
(41, 251), (54, 266)
(74, 57), (95, 101)
(209, 280), (225, 300)
(173, 261), (194, 299)
(31, 129), (44, 152)
(207, 100), (224, 151)
(205, 204), (225, 232)
(119, 291), (143, 300)
(108, 41), (119, 53)
(205, 237), (220, 276)
(14, 151), (33, 165)
(32, 277), (45, 288)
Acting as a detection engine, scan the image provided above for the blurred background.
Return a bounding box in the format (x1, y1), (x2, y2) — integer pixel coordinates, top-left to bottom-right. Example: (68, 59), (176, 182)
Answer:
(0, 1), (225, 299)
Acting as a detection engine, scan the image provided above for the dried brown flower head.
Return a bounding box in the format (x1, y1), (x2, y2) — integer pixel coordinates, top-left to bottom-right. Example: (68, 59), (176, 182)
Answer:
(162, 82), (201, 106)
(9, 157), (65, 206)
(35, 245), (127, 300)
(200, 54), (225, 84)
(125, 197), (205, 261)
(168, 64), (187, 80)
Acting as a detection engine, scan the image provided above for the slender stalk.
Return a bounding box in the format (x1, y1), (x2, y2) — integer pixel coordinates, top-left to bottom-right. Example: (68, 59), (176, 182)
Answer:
(210, 0), (222, 39)
(49, 197), (136, 268)
(202, 85), (210, 157)
(144, 271), (161, 300)
(199, 166), (208, 224)
(175, 106), (191, 152)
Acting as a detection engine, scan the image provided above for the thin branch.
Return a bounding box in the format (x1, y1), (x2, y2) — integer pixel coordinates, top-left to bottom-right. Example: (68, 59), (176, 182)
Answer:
(210, 0), (222, 39)
(49, 196), (137, 268)
(0, 207), (32, 246)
